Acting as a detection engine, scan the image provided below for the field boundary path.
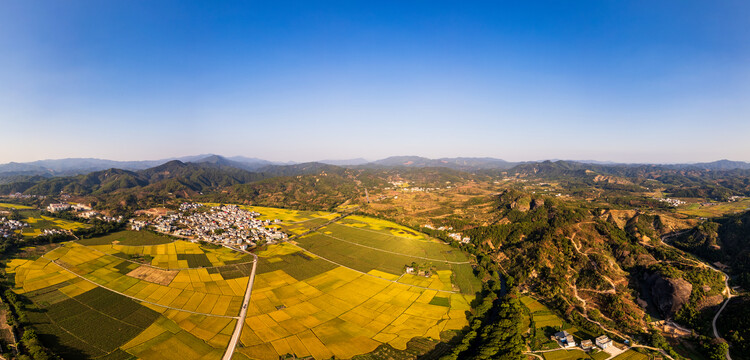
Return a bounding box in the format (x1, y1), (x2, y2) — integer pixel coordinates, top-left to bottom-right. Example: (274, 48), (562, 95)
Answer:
(222, 246), (258, 360)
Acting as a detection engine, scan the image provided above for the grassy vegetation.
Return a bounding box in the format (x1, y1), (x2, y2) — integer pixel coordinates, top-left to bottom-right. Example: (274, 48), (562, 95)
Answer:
(450, 263), (482, 295)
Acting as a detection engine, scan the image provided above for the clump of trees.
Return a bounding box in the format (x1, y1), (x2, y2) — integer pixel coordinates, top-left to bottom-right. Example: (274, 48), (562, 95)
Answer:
(2, 290), (59, 360)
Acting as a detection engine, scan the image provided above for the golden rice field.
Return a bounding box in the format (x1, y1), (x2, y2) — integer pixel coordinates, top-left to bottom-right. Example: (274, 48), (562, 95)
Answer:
(202, 203), (338, 223)
(12, 244), (247, 317)
(338, 215), (428, 240)
(81, 236), (253, 269)
(6, 240), (249, 360)
(21, 215), (89, 236)
(234, 256), (472, 360)
(0, 202), (34, 209)
(5, 207), (479, 360)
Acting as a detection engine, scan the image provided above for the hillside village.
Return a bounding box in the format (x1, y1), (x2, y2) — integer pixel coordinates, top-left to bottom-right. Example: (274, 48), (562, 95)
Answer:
(131, 203), (287, 249)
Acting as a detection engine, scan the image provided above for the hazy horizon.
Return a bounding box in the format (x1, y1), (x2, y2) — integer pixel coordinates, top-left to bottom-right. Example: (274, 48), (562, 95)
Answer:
(2, 1), (749, 164)
(2, 153), (749, 167)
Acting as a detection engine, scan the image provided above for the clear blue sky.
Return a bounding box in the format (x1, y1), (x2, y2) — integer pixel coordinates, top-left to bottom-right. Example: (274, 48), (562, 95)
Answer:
(1, 1), (749, 163)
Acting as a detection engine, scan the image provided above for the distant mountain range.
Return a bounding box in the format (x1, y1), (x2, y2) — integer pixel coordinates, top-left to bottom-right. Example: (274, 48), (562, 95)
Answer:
(1, 155), (749, 181)
(0, 154), (283, 178)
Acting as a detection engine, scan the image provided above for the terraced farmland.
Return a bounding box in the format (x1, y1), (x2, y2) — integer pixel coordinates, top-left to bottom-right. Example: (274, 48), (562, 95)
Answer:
(6, 208), (479, 360)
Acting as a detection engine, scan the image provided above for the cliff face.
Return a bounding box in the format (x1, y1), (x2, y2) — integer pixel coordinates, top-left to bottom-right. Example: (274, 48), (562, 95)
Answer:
(646, 274), (693, 318)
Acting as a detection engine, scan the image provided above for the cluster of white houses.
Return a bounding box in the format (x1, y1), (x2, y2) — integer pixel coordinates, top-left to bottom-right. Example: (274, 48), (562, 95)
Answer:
(46, 203), (120, 222)
(656, 197), (686, 207)
(423, 224), (470, 244)
(46, 203), (71, 212)
(0, 217), (27, 238)
(7, 193), (44, 199)
(133, 203), (286, 248)
(554, 331), (613, 351)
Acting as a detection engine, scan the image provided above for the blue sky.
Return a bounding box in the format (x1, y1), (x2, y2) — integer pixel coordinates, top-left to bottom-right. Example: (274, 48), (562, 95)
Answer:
(1, 1), (749, 163)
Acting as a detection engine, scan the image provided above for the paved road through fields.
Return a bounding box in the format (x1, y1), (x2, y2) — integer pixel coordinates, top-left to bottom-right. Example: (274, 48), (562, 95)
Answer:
(222, 250), (258, 360)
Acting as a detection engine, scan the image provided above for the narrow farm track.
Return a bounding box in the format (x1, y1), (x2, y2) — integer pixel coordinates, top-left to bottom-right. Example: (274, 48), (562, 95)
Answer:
(46, 256), (240, 319)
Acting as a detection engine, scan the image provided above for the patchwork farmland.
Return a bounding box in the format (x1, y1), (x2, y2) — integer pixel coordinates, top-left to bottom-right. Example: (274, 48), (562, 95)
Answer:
(5, 207), (480, 359)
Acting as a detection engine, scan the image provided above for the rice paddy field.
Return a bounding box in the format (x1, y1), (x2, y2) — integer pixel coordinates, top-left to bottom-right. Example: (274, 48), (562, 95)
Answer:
(676, 198), (750, 218)
(233, 243), (474, 360)
(0, 202), (34, 209)
(611, 350), (649, 360)
(202, 203), (340, 235)
(541, 349), (604, 360)
(78, 231), (255, 269)
(20, 213), (89, 237)
(5, 207), (480, 360)
(520, 296), (576, 351)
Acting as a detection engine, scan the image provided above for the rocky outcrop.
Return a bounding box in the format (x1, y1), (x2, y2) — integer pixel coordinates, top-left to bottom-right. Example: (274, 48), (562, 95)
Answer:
(645, 273), (693, 318)
(530, 198), (545, 210)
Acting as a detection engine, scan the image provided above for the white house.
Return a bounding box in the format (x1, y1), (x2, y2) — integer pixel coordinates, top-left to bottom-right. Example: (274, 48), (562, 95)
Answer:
(595, 335), (612, 349)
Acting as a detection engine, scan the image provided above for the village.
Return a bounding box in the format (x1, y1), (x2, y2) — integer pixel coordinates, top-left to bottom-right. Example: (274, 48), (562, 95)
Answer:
(45, 202), (123, 222)
(130, 203), (287, 249)
(0, 217), (27, 238)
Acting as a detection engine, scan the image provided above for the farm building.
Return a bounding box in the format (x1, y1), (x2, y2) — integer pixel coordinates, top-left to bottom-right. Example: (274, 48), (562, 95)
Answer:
(595, 335), (612, 349)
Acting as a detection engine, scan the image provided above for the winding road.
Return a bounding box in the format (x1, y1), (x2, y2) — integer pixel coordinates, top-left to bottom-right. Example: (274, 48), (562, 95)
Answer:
(660, 233), (733, 360)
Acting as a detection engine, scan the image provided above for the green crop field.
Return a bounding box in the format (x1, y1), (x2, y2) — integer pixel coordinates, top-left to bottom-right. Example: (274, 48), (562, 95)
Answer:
(520, 296), (576, 351)
(316, 222), (468, 262)
(296, 232), (453, 275)
(677, 198), (750, 218)
(17, 210), (89, 236)
(23, 284), (161, 358)
(542, 349), (595, 360)
(78, 230), (174, 246)
(612, 350), (649, 360)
